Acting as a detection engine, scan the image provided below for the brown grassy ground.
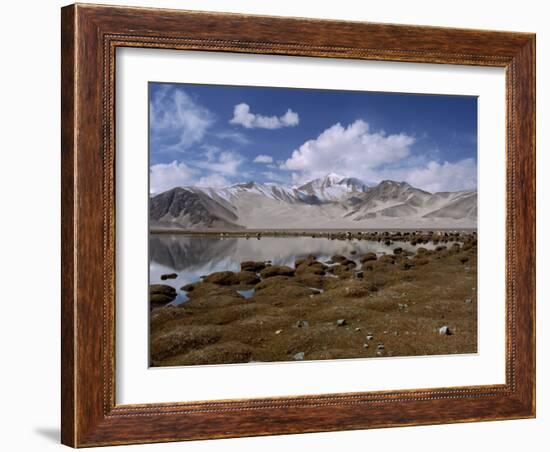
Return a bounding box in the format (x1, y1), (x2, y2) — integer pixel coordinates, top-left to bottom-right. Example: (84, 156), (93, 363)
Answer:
(150, 235), (477, 366)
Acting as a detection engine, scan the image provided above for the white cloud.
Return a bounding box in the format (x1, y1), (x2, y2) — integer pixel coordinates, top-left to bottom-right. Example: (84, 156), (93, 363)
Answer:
(196, 174), (231, 187)
(282, 120), (414, 184)
(253, 154), (274, 163)
(150, 86), (214, 151)
(193, 151), (243, 176)
(149, 160), (197, 194)
(378, 159), (477, 193)
(150, 150), (243, 193)
(230, 103), (299, 129)
(214, 130), (250, 145)
(262, 171), (290, 184)
(280, 119), (476, 192)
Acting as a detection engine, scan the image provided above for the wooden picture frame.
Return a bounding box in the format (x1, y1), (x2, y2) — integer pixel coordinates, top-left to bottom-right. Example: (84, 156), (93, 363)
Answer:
(61, 3), (535, 447)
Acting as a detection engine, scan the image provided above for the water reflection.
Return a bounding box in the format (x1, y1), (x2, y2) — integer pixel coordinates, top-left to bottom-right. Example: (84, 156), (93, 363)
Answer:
(149, 234), (438, 304)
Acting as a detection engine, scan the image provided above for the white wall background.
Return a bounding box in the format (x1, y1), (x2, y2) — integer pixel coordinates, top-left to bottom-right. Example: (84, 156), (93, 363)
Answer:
(0, 1), (546, 450)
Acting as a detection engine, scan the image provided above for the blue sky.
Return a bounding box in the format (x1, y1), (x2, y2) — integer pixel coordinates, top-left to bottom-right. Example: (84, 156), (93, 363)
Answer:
(149, 82), (477, 194)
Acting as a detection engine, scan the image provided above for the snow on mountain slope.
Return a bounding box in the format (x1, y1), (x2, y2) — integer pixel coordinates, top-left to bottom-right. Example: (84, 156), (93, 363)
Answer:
(150, 174), (477, 230)
(297, 173), (368, 201)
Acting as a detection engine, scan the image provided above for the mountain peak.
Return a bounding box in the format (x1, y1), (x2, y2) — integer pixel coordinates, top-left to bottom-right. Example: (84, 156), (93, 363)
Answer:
(379, 179), (406, 185)
(150, 175), (477, 229)
(324, 172), (345, 182)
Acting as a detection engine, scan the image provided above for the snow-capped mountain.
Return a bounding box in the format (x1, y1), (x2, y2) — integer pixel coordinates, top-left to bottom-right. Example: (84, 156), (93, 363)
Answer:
(150, 174), (477, 230)
(296, 172), (369, 201)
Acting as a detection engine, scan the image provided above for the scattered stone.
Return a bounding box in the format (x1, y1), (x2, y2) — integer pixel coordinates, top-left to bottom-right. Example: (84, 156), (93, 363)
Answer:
(160, 273), (177, 280)
(295, 320), (310, 328)
(363, 343), (369, 348)
(398, 303), (409, 311)
(275, 329), (283, 335)
(376, 351), (385, 357)
(439, 326), (453, 336)
(465, 298), (473, 304)
(336, 319), (348, 327)
(294, 352), (305, 360)
(366, 335), (374, 341)
(354, 327), (361, 332)
(377, 343), (385, 350)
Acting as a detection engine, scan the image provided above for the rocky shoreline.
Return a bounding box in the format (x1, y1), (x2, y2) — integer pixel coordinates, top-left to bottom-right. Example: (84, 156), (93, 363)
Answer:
(150, 231), (477, 366)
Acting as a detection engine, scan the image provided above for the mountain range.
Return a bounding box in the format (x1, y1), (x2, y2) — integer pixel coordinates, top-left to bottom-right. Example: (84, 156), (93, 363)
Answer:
(150, 173), (477, 230)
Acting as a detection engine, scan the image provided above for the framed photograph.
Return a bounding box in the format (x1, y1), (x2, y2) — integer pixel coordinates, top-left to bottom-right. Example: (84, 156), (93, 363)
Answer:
(61, 3), (535, 447)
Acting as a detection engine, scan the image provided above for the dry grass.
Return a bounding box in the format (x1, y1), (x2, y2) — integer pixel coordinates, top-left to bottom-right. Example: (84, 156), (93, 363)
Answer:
(150, 236), (477, 366)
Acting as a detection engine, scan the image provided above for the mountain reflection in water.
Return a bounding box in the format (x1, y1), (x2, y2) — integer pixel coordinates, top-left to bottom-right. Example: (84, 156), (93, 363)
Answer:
(149, 234), (438, 304)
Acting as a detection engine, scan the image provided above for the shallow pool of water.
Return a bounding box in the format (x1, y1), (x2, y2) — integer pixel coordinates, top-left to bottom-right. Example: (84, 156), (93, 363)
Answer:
(150, 234), (441, 305)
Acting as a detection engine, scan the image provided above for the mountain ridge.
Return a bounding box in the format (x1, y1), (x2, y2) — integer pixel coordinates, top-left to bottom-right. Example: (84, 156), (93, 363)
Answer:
(150, 174), (477, 230)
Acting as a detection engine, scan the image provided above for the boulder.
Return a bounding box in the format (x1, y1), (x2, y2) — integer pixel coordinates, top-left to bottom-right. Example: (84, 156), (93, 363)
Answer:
(330, 254), (349, 264)
(294, 273), (325, 289)
(360, 252), (377, 263)
(378, 254), (396, 264)
(259, 265), (295, 278)
(202, 271), (239, 286)
(327, 264), (354, 278)
(150, 293), (175, 306)
(296, 261), (327, 275)
(294, 255), (317, 268)
(240, 261), (266, 272)
(254, 276), (291, 291)
(150, 284), (177, 297)
(180, 283), (195, 292)
(336, 319), (348, 327)
(235, 271), (261, 285)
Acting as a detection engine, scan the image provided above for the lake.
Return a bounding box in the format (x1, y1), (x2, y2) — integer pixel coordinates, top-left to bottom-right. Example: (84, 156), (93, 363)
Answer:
(149, 234), (442, 305)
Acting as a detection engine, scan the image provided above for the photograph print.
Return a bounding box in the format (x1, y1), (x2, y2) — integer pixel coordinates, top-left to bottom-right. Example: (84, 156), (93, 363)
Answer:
(148, 82), (478, 367)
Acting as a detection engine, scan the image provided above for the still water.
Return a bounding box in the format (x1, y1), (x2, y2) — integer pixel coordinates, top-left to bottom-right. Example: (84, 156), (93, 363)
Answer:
(149, 234), (438, 305)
